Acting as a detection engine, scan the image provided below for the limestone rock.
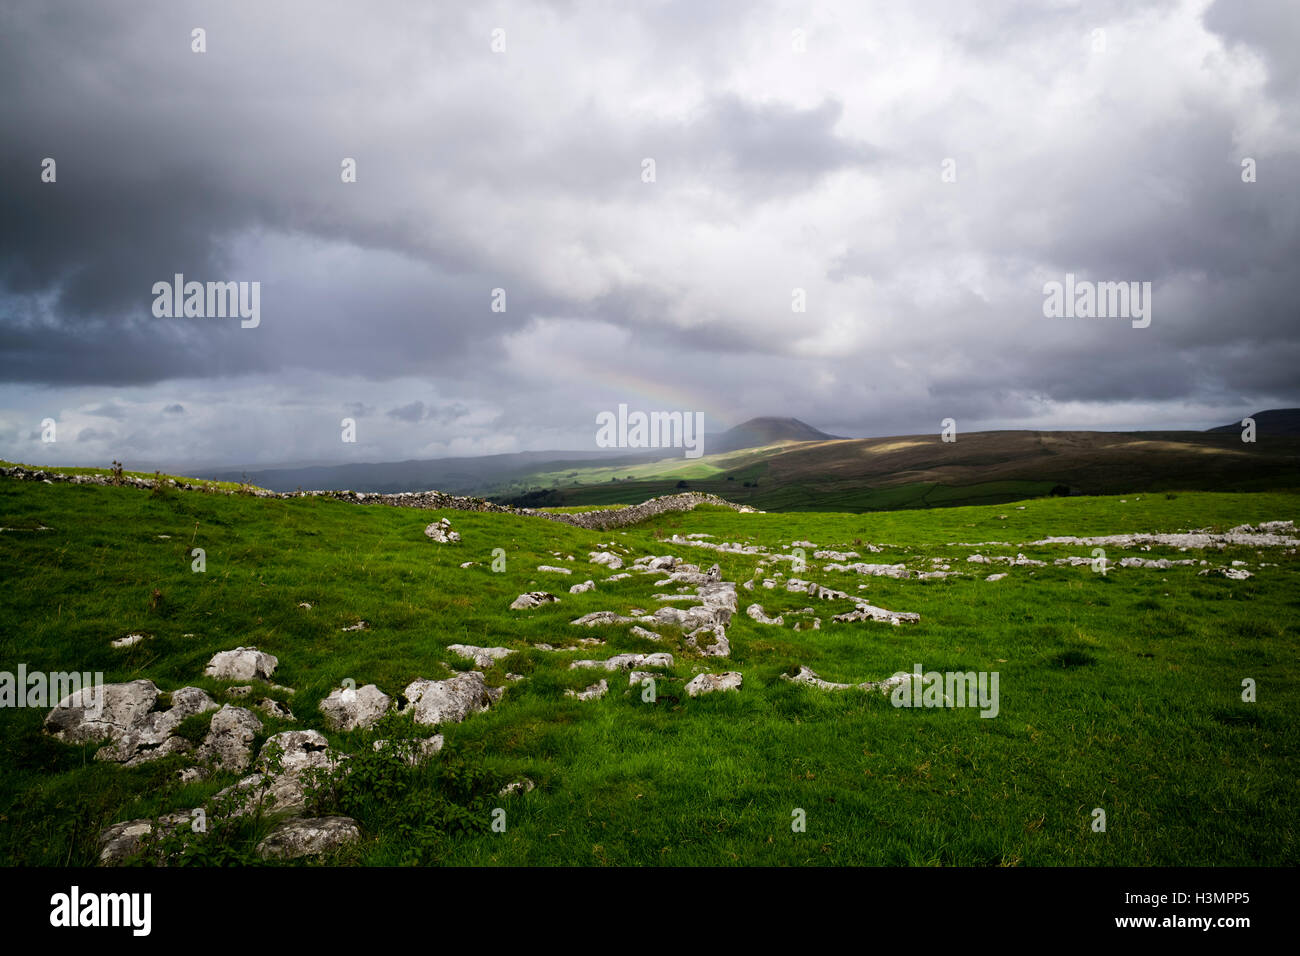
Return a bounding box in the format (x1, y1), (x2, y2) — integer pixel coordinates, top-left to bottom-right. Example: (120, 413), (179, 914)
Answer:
(589, 551), (624, 570)
(195, 704), (263, 772)
(447, 644), (515, 668)
(98, 811), (195, 866)
(44, 679), (159, 746)
(204, 646), (278, 681)
(423, 517), (461, 543)
(685, 672), (743, 696)
(686, 625), (730, 657)
(320, 683), (392, 731)
(832, 603), (921, 626)
(96, 685), (219, 764)
(569, 580), (596, 594)
(571, 610), (632, 626)
(567, 680), (608, 701)
(746, 604), (784, 626)
(257, 816), (361, 860)
(256, 698), (295, 721)
(569, 653), (673, 671)
(511, 591), (558, 610)
(400, 671), (500, 727)
(372, 735), (444, 764)
(782, 666), (908, 693)
(213, 730), (339, 817)
(1199, 566), (1253, 580)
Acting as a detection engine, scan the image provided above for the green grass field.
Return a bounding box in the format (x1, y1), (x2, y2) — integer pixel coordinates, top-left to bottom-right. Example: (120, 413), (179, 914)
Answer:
(1, 477), (1296, 866)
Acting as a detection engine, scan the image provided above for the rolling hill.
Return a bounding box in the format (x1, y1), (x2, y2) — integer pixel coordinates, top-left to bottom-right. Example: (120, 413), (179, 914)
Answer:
(495, 426), (1300, 512)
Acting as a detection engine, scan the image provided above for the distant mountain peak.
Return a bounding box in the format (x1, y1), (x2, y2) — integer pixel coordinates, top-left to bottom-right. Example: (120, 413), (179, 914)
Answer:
(711, 416), (842, 454)
(1208, 408), (1300, 436)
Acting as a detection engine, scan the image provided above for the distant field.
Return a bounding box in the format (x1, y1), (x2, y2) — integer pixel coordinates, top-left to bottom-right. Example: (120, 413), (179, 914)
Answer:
(493, 430), (1300, 513)
(1, 478), (1296, 866)
(0, 459), (250, 492)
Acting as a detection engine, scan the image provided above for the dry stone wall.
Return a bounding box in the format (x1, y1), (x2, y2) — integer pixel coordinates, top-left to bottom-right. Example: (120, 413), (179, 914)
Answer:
(0, 465), (756, 529)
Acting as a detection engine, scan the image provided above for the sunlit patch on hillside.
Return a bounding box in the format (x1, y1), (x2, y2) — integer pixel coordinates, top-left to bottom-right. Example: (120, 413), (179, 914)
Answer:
(1118, 441), (1247, 456)
(861, 441), (928, 455)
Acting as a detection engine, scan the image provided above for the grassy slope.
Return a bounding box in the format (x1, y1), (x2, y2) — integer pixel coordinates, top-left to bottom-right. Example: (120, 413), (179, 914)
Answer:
(1, 479), (1297, 866)
(497, 430), (1300, 512)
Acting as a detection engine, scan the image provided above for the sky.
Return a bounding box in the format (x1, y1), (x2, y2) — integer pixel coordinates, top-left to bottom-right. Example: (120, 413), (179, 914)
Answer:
(1, 0), (1297, 471)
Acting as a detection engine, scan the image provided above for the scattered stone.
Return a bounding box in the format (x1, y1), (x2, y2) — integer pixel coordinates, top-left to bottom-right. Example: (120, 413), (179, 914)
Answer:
(832, 603), (921, 626)
(571, 610), (632, 626)
(499, 778), (535, 796)
(45, 680), (220, 764)
(196, 705), (263, 772)
(986, 573), (1007, 582)
(567, 679), (608, 701)
(785, 579), (850, 601)
(320, 683), (393, 731)
(570, 653), (674, 671)
(257, 816), (361, 860)
(589, 551), (624, 570)
(570, 580), (596, 594)
(400, 671), (501, 727)
(423, 518), (461, 544)
(511, 591), (559, 610)
(227, 685), (252, 698)
(372, 735), (444, 764)
(447, 644), (515, 668)
(98, 811), (195, 866)
(110, 634), (145, 649)
(746, 604), (784, 626)
(204, 647), (278, 681)
(342, 620), (368, 632)
(297, 602), (312, 609)
(1199, 567), (1254, 580)
(1028, 527), (1300, 549)
(685, 672), (742, 697)
(607, 573), (631, 581)
(630, 626), (661, 641)
(686, 625), (731, 657)
(256, 698), (295, 721)
(783, 667), (914, 694)
(214, 730), (339, 817)
(537, 565), (572, 574)
(822, 562), (910, 578)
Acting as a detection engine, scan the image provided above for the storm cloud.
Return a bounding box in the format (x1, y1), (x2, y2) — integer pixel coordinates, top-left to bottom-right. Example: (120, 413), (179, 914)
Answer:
(1, 0), (1296, 470)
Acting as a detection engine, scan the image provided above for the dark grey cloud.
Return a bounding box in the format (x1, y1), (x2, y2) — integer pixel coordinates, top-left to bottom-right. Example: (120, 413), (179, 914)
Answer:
(0, 0), (1297, 469)
(1204, 0), (1300, 96)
